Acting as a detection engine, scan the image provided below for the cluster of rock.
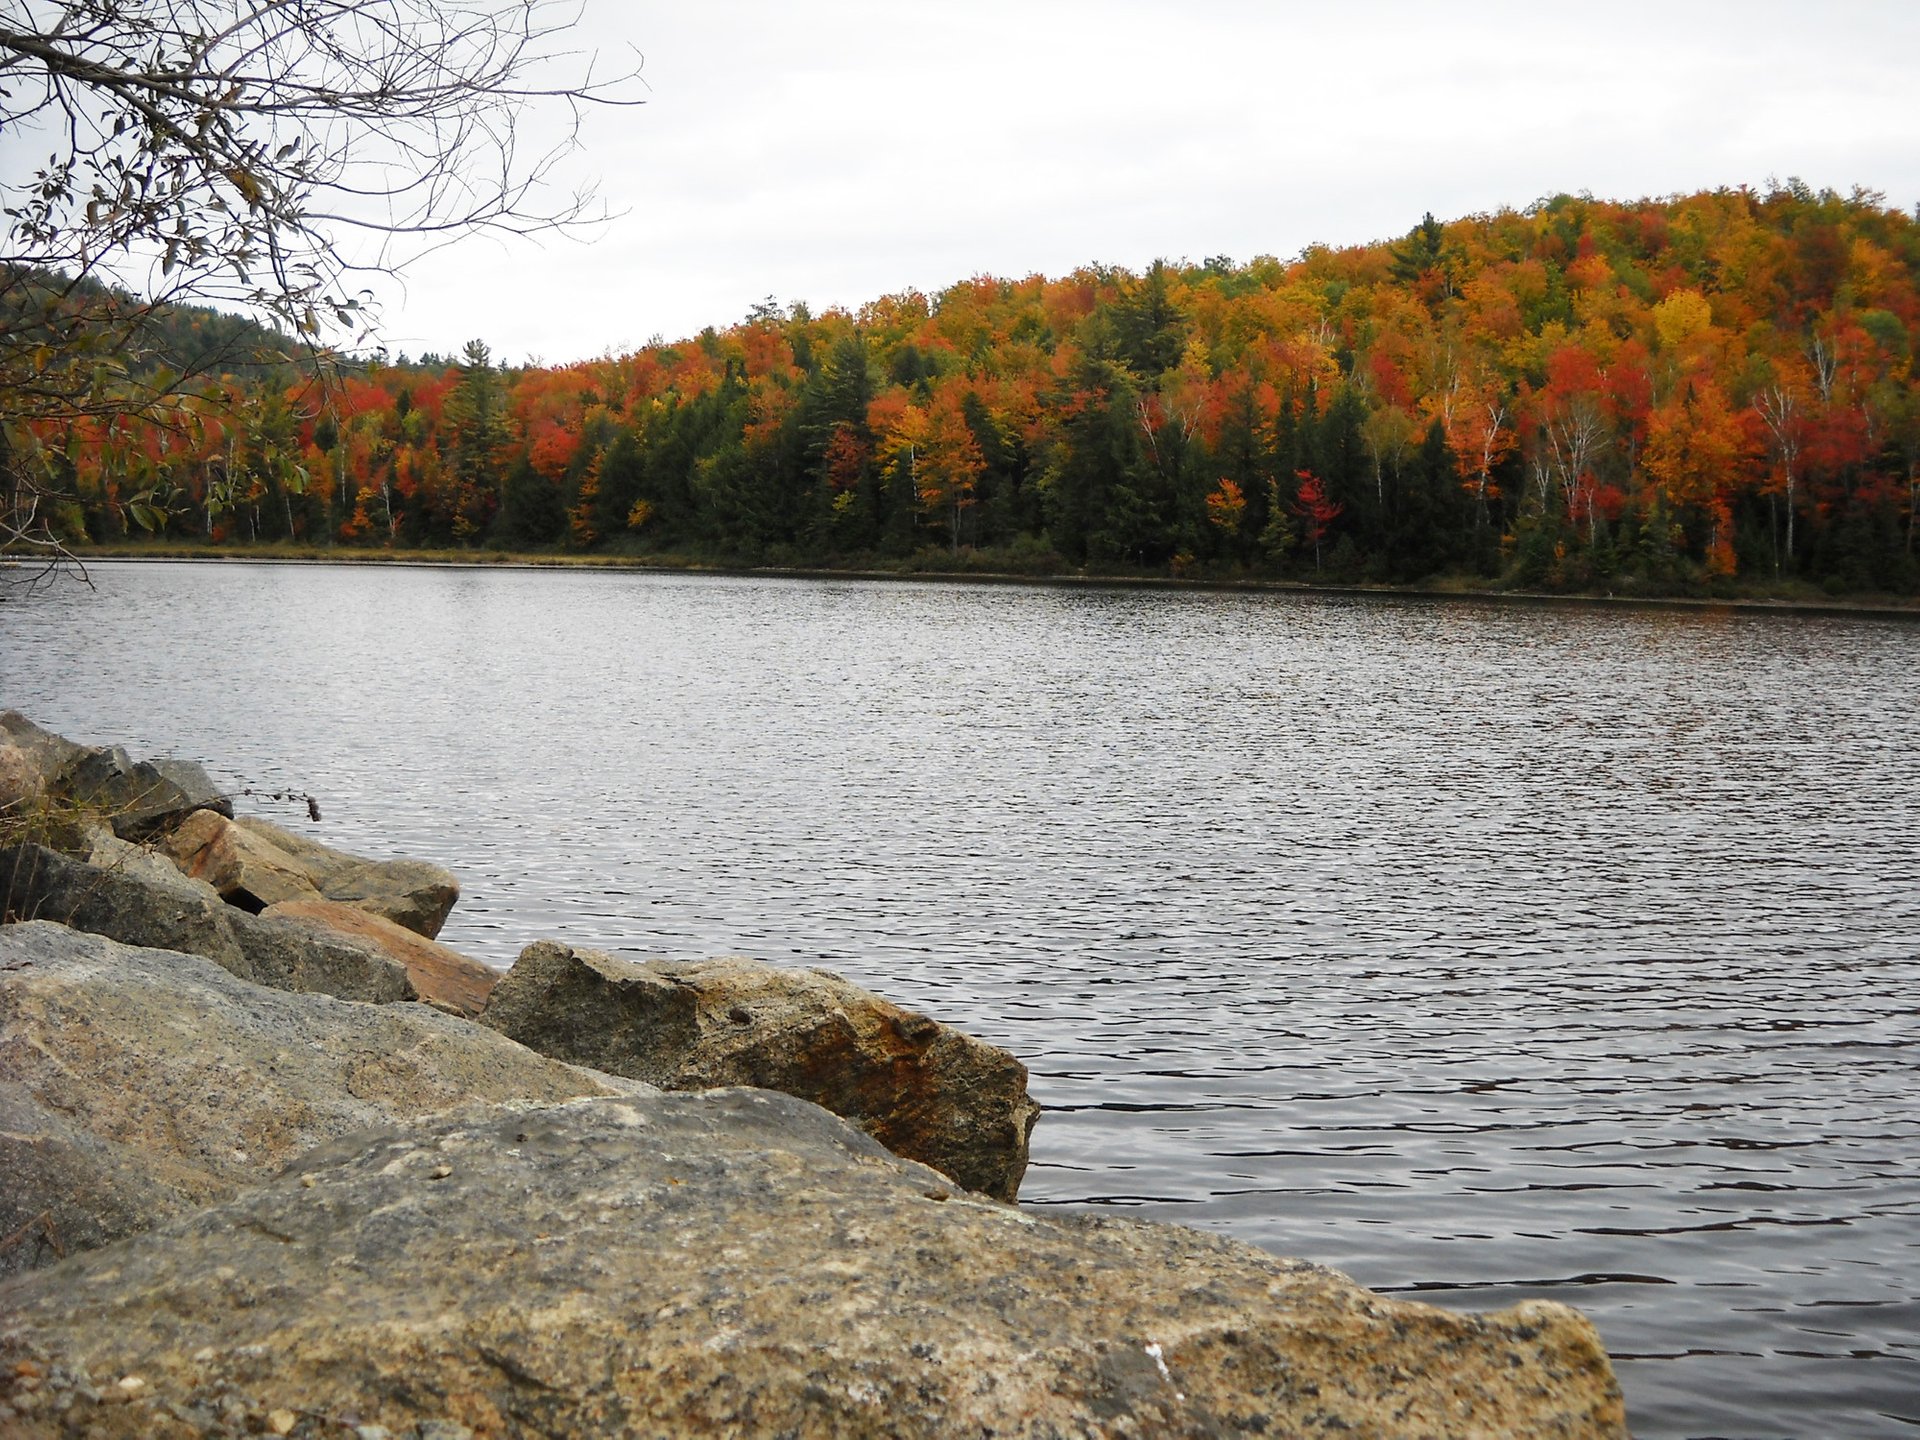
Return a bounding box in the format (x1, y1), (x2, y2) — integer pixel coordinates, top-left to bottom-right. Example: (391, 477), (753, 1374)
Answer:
(1, 713), (478, 1010)
(0, 714), (1628, 1437)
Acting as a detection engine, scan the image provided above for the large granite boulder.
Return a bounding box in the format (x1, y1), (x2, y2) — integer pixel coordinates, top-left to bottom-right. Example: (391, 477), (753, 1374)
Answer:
(0, 922), (650, 1278)
(482, 941), (1040, 1201)
(235, 815), (459, 939)
(263, 899), (497, 1016)
(159, 809), (325, 911)
(0, 1094), (1627, 1438)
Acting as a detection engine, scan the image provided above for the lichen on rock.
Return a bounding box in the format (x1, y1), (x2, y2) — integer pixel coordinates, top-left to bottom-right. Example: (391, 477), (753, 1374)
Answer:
(0, 922), (649, 1279)
(0, 1092), (1628, 1438)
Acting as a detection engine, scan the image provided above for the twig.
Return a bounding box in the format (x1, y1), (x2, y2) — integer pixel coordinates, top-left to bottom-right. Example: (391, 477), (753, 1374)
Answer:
(0, 1210), (64, 1262)
(231, 786), (322, 822)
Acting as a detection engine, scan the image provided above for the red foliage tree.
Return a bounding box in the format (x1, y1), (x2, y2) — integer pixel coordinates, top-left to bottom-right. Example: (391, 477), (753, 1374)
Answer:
(1292, 469), (1343, 570)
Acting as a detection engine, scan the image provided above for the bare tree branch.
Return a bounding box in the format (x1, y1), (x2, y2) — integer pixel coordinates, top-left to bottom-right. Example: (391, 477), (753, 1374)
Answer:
(0, 0), (644, 587)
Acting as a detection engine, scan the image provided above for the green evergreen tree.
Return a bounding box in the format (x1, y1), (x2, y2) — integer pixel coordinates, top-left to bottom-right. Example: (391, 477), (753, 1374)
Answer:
(498, 454), (566, 546)
(1113, 260), (1187, 379)
(590, 431), (648, 542)
(1389, 212), (1446, 286)
(447, 339), (506, 541)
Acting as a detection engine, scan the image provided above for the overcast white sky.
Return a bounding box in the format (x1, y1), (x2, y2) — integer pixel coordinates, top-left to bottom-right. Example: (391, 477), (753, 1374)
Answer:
(371, 0), (1920, 363)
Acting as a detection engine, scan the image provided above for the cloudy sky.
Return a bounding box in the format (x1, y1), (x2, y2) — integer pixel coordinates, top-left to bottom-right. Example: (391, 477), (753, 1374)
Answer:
(374, 0), (1919, 364)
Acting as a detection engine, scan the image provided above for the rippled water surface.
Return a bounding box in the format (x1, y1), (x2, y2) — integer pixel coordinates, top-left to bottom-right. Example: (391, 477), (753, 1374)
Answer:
(5, 561), (1918, 1438)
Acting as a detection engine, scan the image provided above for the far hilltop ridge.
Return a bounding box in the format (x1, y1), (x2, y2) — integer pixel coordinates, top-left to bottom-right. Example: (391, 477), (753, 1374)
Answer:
(32, 184), (1920, 603)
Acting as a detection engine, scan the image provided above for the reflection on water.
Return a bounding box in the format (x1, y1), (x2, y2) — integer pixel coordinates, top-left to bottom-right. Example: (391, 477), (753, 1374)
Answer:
(5, 561), (1918, 1439)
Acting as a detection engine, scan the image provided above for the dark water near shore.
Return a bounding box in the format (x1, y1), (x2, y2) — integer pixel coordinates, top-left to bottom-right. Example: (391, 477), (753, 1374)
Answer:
(5, 560), (1918, 1438)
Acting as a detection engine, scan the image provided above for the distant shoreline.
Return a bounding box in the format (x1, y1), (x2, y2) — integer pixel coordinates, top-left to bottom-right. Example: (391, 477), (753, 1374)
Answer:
(48, 546), (1920, 621)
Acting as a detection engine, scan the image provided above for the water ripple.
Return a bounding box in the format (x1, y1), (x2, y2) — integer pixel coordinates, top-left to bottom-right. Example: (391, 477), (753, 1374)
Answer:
(5, 562), (1918, 1440)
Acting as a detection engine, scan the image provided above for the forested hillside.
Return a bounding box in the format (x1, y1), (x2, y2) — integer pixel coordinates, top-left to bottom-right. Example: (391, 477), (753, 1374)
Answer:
(0, 268), (298, 384)
(39, 183), (1920, 595)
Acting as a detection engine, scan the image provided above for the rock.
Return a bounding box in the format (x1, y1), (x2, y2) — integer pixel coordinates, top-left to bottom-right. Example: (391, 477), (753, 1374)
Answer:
(3, 837), (415, 1006)
(482, 941), (1040, 1201)
(1, 843), (244, 969)
(236, 815), (458, 939)
(159, 809), (324, 911)
(225, 910), (415, 1004)
(55, 745), (231, 841)
(0, 711), (88, 787)
(263, 899), (496, 1017)
(0, 922), (652, 1279)
(81, 824), (226, 898)
(0, 1094), (1627, 1438)
(0, 741), (41, 813)
(0, 1080), (177, 1274)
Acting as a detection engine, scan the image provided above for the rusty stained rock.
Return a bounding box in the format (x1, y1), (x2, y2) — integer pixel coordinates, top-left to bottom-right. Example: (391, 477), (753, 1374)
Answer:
(262, 899), (497, 1017)
(234, 815), (459, 940)
(158, 809), (324, 911)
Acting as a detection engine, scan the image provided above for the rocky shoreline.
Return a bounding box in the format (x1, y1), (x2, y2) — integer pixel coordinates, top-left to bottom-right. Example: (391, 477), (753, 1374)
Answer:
(0, 713), (1628, 1437)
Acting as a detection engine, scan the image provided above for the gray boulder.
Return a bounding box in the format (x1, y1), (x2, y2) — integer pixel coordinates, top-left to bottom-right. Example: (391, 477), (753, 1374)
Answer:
(0, 922), (651, 1278)
(1, 843), (245, 969)
(235, 815), (459, 939)
(55, 745), (231, 841)
(225, 909), (415, 1004)
(483, 941), (1040, 1201)
(0, 1094), (1627, 1438)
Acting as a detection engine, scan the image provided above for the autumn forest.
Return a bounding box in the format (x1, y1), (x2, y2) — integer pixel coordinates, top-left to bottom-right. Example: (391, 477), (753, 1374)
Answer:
(32, 183), (1920, 597)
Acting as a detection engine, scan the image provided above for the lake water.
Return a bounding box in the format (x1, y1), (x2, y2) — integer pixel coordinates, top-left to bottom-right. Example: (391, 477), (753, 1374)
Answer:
(5, 560), (1918, 1438)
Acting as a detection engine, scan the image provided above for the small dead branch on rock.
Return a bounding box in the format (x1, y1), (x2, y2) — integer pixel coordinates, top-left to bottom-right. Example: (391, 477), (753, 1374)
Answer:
(231, 788), (323, 823)
(0, 1211), (65, 1264)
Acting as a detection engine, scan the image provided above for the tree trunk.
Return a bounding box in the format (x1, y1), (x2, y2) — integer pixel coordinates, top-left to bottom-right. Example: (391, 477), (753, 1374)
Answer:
(1786, 470), (1796, 567)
